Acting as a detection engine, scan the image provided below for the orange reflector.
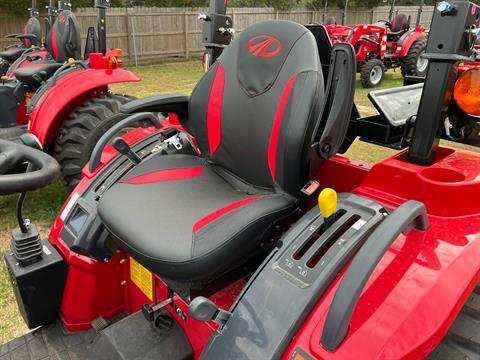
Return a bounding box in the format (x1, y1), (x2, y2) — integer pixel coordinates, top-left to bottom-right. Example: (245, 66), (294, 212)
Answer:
(454, 67), (480, 116)
(202, 51), (208, 72)
(112, 48), (123, 58)
(1, 75), (8, 81)
(107, 56), (119, 69)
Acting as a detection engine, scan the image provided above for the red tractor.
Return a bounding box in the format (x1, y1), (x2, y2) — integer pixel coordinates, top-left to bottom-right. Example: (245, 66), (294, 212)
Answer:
(0, 0), (139, 188)
(0, 0), (43, 76)
(1, 1), (480, 359)
(326, 13), (428, 88)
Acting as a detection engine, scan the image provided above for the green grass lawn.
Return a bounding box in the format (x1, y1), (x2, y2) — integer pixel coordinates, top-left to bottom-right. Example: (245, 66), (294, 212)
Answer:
(0, 60), (477, 343)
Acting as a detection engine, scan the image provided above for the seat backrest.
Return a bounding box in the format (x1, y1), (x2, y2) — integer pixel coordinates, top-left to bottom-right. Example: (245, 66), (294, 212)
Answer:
(391, 14), (409, 33)
(45, 10), (81, 62)
(22, 17), (41, 47)
(188, 20), (324, 197)
(324, 17), (337, 26)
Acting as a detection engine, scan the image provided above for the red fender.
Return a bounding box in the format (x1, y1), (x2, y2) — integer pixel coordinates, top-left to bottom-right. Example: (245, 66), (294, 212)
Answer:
(397, 29), (427, 57)
(28, 67), (140, 146)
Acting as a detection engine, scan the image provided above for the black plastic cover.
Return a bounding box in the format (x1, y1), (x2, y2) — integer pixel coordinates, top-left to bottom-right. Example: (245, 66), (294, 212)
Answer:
(4, 240), (67, 329)
(0, 81), (20, 128)
(202, 193), (385, 359)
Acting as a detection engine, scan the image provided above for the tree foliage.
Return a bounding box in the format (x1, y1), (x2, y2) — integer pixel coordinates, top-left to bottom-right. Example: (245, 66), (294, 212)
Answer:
(0, 0), (436, 17)
(0, 0), (122, 17)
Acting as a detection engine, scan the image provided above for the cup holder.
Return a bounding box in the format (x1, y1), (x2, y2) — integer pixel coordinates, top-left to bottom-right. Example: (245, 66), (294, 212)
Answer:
(420, 168), (466, 183)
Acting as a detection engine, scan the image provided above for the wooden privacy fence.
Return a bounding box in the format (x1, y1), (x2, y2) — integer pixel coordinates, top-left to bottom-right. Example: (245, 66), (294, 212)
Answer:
(0, 5), (435, 65)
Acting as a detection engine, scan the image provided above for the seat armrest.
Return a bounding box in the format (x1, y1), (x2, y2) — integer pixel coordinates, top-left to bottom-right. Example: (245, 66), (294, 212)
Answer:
(5, 34), (21, 39)
(120, 94), (190, 119)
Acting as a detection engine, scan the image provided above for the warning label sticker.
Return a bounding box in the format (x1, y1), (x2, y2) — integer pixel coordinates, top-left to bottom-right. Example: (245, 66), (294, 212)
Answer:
(130, 257), (153, 301)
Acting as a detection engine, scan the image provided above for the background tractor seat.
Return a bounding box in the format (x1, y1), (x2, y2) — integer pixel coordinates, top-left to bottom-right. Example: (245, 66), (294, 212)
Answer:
(13, 62), (63, 87)
(0, 17), (41, 63)
(387, 14), (410, 40)
(98, 20), (325, 283)
(45, 10), (81, 63)
(0, 47), (26, 63)
(13, 10), (81, 87)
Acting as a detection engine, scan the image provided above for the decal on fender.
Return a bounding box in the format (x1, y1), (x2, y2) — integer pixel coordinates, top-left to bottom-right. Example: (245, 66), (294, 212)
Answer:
(130, 257), (153, 301)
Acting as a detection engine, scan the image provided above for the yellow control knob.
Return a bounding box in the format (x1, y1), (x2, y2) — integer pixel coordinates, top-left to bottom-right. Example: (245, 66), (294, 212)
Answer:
(318, 188), (337, 220)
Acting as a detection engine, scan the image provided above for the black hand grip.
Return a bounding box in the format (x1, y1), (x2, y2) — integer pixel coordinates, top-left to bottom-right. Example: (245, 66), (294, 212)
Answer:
(0, 139), (60, 195)
(321, 200), (429, 351)
(89, 112), (162, 172)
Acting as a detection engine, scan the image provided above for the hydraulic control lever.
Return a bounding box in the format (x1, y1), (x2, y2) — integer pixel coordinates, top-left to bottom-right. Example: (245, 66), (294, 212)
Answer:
(112, 137), (142, 165)
(318, 188), (338, 229)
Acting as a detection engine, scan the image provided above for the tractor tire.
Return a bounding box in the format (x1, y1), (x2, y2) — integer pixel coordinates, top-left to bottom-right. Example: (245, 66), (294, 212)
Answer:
(401, 37), (428, 78)
(54, 94), (134, 190)
(360, 59), (385, 88)
(427, 284), (480, 359)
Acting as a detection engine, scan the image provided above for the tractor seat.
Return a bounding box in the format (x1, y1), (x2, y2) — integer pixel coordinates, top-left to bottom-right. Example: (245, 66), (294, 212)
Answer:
(14, 62), (63, 87)
(387, 14), (410, 41)
(99, 154), (296, 283)
(98, 20), (325, 283)
(0, 47), (25, 63)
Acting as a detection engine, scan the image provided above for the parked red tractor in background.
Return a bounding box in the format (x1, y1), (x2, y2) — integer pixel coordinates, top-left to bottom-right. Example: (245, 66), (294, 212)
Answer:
(0, 0), (139, 189)
(326, 13), (428, 87)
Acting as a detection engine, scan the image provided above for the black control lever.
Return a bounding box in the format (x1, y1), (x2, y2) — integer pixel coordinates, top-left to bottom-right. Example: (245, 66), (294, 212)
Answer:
(112, 137), (142, 165)
(189, 296), (231, 326)
(89, 112), (162, 172)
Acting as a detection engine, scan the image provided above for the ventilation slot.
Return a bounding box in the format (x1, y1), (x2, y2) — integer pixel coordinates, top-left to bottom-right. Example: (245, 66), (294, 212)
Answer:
(306, 214), (361, 269)
(293, 210), (347, 261)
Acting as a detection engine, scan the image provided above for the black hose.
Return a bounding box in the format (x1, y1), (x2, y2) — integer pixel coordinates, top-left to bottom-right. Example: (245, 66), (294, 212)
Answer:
(16, 163), (35, 234)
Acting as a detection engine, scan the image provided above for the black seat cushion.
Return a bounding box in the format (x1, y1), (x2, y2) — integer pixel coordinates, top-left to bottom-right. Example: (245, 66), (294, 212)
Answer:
(14, 61), (63, 87)
(98, 154), (295, 283)
(0, 47), (26, 63)
(99, 20), (323, 283)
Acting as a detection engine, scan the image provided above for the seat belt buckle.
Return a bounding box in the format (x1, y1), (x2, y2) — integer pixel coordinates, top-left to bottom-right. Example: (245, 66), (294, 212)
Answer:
(301, 180), (320, 196)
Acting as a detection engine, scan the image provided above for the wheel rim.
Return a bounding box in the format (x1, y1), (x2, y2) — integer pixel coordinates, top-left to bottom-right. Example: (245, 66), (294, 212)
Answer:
(417, 51), (429, 73)
(370, 65), (383, 85)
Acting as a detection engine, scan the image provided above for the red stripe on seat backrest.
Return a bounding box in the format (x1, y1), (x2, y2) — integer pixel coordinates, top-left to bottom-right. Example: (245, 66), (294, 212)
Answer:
(207, 63), (225, 155)
(268, 74), (298, 181)
(51, 27), (59, 60)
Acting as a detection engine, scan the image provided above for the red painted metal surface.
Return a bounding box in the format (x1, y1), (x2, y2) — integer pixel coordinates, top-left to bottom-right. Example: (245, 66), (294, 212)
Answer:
(28, 67), (140, 145)
(282, 146), (480, 359)
(396, 29), (427, 57)
(48, 117), (480, 359)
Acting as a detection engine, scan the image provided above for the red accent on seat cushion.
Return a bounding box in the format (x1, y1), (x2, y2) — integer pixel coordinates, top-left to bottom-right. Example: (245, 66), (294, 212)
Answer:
(192, 196), (263, 234)
(126, 167), (204, 184)
(268, 74), (298, 181)
(51, 27), (59, 60)
(207, 63), (225, 155)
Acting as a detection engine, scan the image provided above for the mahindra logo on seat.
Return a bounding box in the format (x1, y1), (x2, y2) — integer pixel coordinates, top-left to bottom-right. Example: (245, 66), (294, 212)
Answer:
(247, 35), (282, 58)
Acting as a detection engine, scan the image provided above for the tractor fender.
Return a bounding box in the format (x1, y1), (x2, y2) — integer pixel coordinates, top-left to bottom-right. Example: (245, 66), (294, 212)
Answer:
(397, 30), (427, 57)
(28, 68), (140, 146)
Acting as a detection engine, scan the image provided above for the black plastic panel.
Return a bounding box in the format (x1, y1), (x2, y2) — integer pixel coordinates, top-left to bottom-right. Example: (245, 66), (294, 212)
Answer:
(4, 241), (67, 329)
(202, 193), (386, 360)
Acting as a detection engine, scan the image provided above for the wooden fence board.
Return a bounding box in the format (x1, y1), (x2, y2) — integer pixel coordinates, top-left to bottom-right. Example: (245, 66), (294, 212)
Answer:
(0, 5), (434, 65)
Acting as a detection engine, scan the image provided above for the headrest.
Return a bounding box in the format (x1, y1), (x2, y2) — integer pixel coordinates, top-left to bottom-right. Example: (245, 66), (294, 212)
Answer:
(46, 10), (81, 62)
(22, 17), (41, 47)
(233, 20), (312, 97)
